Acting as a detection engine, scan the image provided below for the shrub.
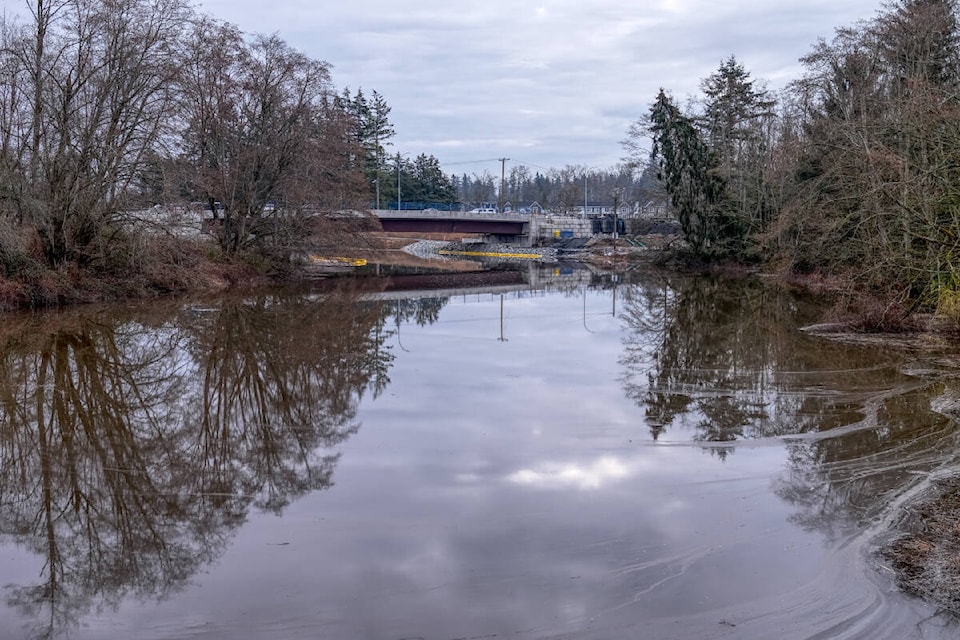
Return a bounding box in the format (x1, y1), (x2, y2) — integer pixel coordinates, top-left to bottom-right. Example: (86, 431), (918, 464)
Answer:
(827, 291), (920, 333)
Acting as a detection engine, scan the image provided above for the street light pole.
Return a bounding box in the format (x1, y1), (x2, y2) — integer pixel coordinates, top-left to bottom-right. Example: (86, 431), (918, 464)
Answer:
(395, 152), (410, 210)
(612, 187), (622, 240)
(583, 173), (587, 219)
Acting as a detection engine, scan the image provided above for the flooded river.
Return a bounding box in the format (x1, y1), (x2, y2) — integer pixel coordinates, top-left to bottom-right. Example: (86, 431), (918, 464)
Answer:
(1, 268), (959, 639)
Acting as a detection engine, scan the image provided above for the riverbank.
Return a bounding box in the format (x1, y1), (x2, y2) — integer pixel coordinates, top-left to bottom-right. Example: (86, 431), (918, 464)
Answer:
(396, 234), (660, 267)
(0, 229), (479, 311)
(883, 475), (960, 617)
(0, 236), (274, 312)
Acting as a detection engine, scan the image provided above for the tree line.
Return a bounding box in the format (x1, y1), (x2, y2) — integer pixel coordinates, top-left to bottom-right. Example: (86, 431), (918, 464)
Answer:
(630, 0), (960, 322)
(451, 164), (661, 214)
(5, 0), (955, 320)
(0, 0), (399, 275)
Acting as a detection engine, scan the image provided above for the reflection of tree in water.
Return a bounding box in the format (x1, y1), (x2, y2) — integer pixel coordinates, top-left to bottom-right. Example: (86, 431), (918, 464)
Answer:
(0, 318), (195, 638)
(774, 380), (960, 540)
(0, 286), (392, 638)
(371, 296), (447, 354)
(185, 289), (392, 513)
(619, 274), (960, 542)
(618, 275), (893, 456)
(382, 297), (447, 328)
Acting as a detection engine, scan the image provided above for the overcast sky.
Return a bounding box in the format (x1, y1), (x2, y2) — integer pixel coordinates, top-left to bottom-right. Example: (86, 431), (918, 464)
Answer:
(6, 0), (887, 177)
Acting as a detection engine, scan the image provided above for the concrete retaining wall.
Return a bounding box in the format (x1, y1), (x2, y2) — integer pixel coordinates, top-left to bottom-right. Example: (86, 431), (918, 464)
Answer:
(528, 215), (592, 244)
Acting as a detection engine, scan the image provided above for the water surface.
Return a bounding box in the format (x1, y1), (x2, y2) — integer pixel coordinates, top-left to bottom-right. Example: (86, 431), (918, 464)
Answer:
(1, 270), (958, 639)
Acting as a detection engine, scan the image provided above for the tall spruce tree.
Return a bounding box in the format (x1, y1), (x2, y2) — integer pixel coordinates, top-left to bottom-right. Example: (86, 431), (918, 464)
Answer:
(648, 89), (736, 258)
(366, 91), (395, 208)
(699, 57), (776, 231)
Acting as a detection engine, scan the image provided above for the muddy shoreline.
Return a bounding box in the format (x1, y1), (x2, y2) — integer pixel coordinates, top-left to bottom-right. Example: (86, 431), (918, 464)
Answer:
(882, 476), (960, 616)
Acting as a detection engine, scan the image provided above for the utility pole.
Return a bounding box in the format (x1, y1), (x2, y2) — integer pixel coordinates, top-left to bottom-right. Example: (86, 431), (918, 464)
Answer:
(498, 157), (509, 212)
(612, 187), (622, 269)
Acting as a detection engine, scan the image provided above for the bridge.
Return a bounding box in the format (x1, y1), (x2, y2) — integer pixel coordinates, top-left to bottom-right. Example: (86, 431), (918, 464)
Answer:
(373, 209), (531, 241)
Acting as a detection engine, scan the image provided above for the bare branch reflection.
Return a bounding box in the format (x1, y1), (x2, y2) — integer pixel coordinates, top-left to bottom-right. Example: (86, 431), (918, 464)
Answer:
(0, 284), (393, 638)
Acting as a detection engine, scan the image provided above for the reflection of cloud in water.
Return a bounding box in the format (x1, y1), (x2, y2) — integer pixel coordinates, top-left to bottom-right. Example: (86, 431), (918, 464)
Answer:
(507, 456), (632, 490)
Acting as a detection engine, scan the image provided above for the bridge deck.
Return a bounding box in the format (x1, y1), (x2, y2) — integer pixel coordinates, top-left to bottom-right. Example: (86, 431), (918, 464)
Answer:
(373, 209), (529, 235)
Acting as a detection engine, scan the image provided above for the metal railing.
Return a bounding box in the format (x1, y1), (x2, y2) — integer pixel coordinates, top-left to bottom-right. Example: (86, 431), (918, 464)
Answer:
(373, 209), (532, 221)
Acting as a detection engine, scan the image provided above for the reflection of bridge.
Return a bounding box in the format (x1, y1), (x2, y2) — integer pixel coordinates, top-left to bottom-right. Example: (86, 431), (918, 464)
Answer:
(355, 265), (593, 301)
(373, 209), (531, 240)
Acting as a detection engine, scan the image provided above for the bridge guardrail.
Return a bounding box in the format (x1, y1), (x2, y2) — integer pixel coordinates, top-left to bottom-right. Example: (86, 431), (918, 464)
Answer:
(373, 209), (533, 222)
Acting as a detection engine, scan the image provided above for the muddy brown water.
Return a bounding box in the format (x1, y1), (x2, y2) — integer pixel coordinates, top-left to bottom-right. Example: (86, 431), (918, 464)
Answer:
(1, 270), (959, 639)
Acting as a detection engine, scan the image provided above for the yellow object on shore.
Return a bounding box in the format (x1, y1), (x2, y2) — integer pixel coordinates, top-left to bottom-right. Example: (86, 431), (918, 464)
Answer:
(309, 255), (367, 266)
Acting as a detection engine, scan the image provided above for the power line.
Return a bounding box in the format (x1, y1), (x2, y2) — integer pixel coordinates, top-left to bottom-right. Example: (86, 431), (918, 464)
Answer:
(441, 158), (504, 166)
(510, 158), (552, 171)
(442, 157), (553, 173)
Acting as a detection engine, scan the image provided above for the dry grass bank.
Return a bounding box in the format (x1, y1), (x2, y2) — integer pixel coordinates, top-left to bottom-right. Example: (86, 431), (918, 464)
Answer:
(0, 226), (488, 312)
(343, 232), (483, 271)
(882, 477), (960, 616)
(0, 234), (267, 312)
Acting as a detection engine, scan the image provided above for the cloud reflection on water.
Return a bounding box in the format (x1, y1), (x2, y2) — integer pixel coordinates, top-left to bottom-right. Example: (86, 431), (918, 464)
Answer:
(507, 456), (633, 490)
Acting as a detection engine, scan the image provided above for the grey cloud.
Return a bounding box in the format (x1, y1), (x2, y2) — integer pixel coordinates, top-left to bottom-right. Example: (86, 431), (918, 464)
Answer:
(203, 1), (882, 168)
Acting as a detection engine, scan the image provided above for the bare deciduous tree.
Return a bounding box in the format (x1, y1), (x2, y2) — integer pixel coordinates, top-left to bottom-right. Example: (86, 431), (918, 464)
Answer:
(771, 0), (960, 318)
(0, 0), (189, 266)
(177, 19), (368, 255)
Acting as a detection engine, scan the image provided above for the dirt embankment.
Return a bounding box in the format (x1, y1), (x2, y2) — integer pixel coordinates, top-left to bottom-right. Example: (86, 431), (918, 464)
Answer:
(0, 236), (273, 312)
(0, 229), (486, 311)
(340, 232), (484, 271)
